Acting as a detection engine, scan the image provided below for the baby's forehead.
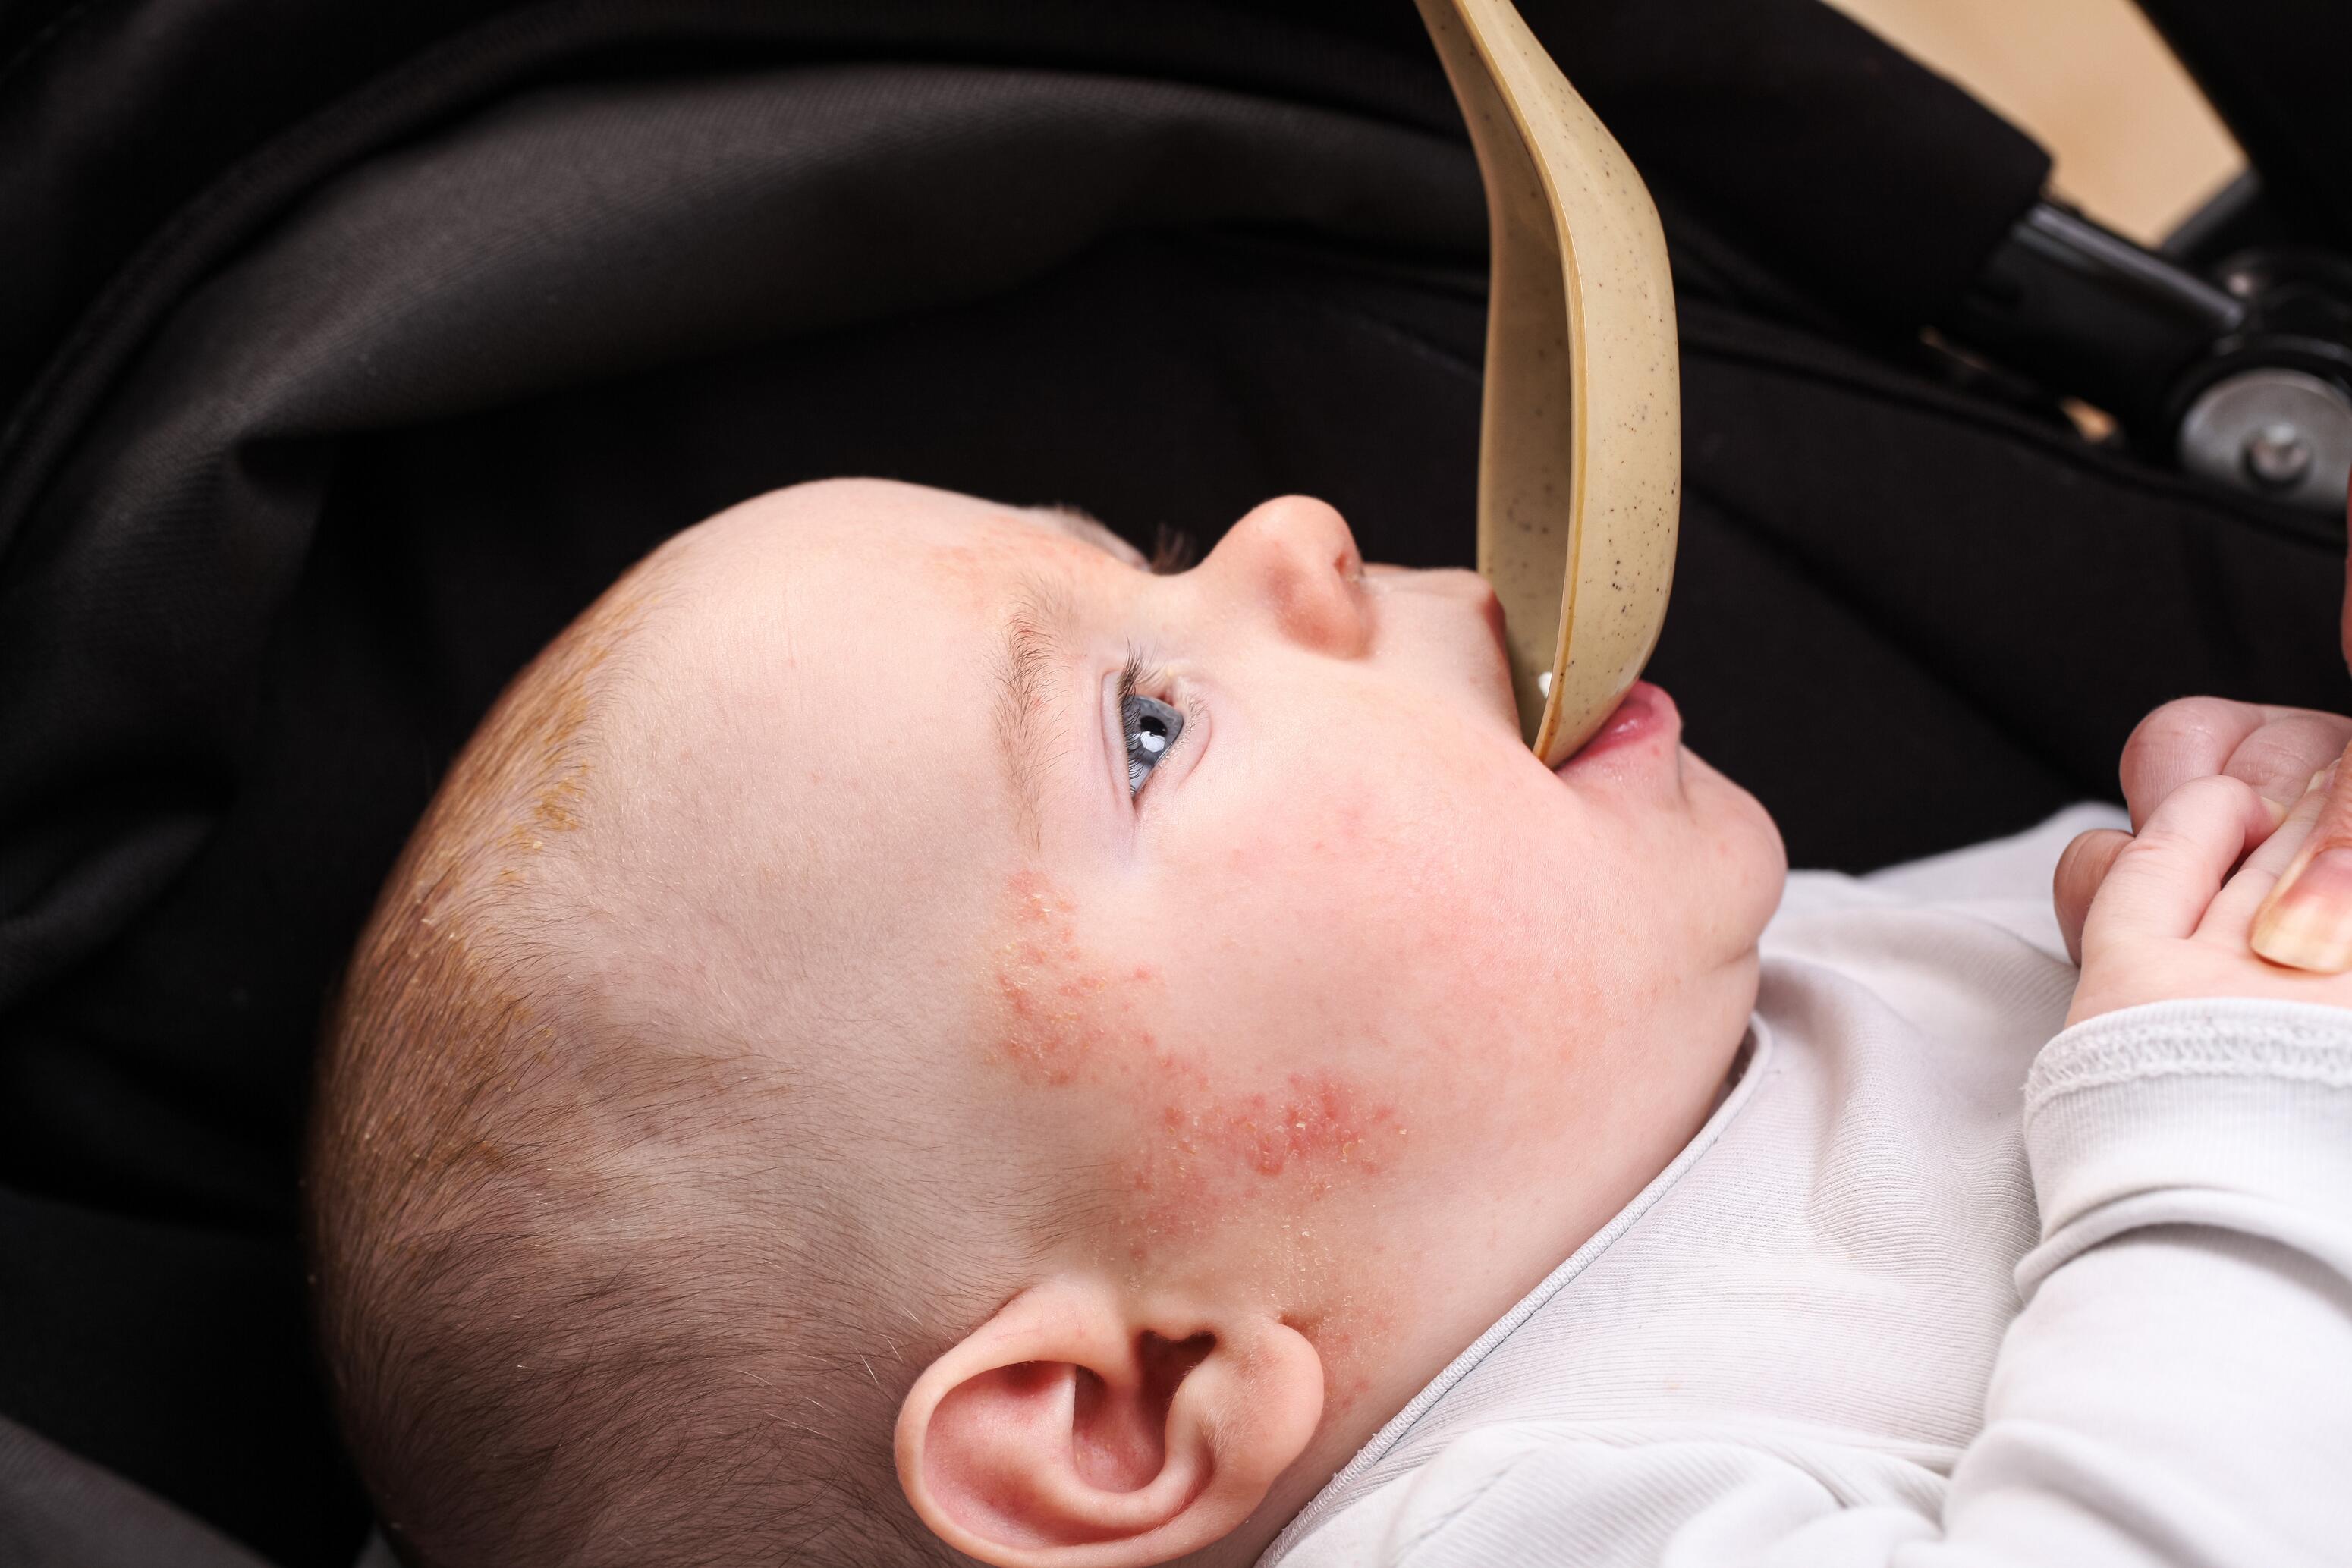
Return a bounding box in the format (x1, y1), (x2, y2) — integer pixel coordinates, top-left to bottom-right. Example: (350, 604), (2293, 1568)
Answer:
(602, 483), (1121, 866)
(651, 483), (1118, 638)
(1022, 503), (1147, 568)
(892, 506), (1143, 612)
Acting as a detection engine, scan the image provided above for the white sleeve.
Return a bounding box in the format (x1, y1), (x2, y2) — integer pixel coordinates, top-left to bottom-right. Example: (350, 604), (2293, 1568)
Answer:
(1963, 998), (2352, 1563)
(1297, 998), (2352, 1568)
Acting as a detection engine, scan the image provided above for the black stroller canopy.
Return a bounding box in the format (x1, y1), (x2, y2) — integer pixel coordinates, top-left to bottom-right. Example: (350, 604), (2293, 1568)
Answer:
(2, 2), (2347, 1563)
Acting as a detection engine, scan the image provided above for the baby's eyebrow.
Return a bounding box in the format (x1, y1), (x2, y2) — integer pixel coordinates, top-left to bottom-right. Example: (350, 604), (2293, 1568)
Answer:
(995, 573), (1078, 844)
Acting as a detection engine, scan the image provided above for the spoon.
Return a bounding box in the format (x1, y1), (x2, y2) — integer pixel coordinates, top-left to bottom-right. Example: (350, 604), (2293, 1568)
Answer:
(1414, 0), (1681, 765)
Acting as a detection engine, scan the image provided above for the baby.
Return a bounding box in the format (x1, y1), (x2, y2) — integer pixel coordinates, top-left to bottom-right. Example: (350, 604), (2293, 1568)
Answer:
(307, 479), (2352, 1568)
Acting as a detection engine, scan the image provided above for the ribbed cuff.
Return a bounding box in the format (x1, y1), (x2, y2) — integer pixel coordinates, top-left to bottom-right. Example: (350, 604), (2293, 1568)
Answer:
(2027, 998), (2352, 1109)
(2017, 999), (2352, 1293)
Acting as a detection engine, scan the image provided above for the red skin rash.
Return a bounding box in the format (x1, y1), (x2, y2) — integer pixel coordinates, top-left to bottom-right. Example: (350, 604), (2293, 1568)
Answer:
(992, 870), (1107, 1087)
(985, 869), (1408, 1217)
(1159, 1073), (1400, 1180)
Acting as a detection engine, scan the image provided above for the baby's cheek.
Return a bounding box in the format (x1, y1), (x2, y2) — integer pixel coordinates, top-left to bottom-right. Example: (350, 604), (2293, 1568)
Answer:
(988, 868), (1140, 1088)
(983, 869), (1415, 1199)
(1215, 759), (1686, 1148)
(978, 868), (1414, 1397)
(1240, 777), (1535, 1042)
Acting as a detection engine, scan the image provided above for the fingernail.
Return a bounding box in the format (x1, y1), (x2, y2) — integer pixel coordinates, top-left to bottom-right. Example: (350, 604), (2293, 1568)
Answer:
(2252, 845), (2352, 972)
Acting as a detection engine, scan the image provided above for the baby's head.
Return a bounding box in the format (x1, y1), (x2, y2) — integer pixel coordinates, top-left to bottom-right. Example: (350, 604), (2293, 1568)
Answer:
(308, 480), (1784, 1568)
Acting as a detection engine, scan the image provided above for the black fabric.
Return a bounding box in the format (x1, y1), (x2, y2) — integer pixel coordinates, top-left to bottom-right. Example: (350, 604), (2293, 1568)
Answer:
(0, 1413), (274, 1568)
(0, 8), (2334, 1568)
(0, 0), (1462, 493)
(1666, 299), (2348, 834)
(0, 0), (2045, 430)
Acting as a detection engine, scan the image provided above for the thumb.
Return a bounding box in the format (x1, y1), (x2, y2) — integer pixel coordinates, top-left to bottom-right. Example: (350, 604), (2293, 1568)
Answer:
(2054, 827), (2133, 966)
(2252, 742), (2352, 972)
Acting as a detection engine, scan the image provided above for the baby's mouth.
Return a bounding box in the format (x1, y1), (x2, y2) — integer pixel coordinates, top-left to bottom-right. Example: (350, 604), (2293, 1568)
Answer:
(1552, 681), (1681, 775)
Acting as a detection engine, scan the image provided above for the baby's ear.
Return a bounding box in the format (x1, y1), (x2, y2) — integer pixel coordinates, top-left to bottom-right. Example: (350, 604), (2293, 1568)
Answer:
(895, 1280), (1322, 1568)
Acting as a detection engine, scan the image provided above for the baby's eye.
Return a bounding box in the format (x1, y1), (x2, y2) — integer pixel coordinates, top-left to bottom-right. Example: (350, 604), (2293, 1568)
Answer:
(1123, 693), (1184, 796)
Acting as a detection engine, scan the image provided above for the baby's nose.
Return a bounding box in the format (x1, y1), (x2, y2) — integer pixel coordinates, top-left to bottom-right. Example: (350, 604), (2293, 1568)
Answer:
(1212, 495), (1369, 655)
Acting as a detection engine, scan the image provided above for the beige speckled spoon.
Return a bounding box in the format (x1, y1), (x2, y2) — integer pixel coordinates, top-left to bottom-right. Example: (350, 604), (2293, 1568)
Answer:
(1415, 0), (1681, 765)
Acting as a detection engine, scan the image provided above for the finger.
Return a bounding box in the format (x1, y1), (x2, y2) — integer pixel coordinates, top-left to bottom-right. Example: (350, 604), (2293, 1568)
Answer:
(2200, 762), (2335, 944)
(2119, 698), (2267, 829)
(2053, 828), (2133, 966)
(2080, 775), (2273, 953)
(2118, 698), (2352, 830)
(2224, 710), (2352, 828)
(2251, 741), (2352, 972)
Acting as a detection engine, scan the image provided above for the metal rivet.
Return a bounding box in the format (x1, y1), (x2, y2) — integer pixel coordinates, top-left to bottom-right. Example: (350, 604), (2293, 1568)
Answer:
(2243, 422), (2316, 489)
(2179, 368), (2352, 511)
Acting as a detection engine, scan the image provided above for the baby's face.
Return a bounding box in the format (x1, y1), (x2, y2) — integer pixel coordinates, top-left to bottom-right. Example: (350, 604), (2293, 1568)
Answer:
(634, 479), (1783, 1403)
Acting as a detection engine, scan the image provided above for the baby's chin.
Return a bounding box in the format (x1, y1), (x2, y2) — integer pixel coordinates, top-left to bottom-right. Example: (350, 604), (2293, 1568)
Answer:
(1681, 743), (1778, 834)
(1681, 749), (1791, 932)
(1549, 737), (1784, 950)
